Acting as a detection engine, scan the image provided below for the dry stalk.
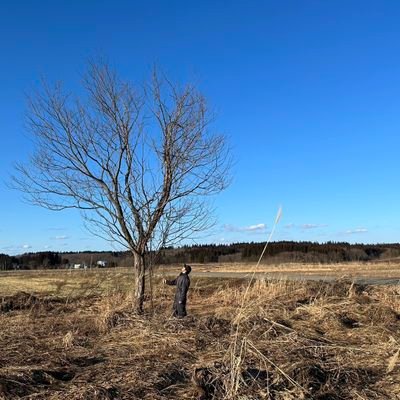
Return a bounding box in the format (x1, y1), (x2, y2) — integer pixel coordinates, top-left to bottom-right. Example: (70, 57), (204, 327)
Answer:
(387, 348), (400, 374)
(225, 207), (282, 398)
(62, 331), (74, 349)
(247, 340), (307, 394)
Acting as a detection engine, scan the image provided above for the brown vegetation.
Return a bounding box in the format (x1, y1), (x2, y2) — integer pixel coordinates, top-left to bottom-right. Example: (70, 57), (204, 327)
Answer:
(0, 273), (400, 399)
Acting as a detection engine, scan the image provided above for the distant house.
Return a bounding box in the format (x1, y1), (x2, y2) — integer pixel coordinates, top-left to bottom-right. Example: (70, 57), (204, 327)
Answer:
(96, 260), (108, 268)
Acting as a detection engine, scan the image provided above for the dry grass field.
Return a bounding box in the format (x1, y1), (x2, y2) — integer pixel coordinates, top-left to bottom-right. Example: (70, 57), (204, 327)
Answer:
(168, 261), (400, 284)
(1, 265), (400, 399)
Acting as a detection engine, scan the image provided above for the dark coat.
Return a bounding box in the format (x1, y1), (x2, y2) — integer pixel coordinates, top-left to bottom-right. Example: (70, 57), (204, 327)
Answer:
(166, 273), (190, 317)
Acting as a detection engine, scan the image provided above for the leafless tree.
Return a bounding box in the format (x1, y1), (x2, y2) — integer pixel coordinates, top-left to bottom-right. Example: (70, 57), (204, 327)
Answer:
(13, 62), (231, 313)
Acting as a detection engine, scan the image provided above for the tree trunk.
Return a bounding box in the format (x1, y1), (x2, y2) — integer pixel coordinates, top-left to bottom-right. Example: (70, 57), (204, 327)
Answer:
(133, 251), (146, 313)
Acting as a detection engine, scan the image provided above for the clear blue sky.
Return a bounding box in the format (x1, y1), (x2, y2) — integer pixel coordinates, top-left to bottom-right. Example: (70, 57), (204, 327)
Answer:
(1, 0), (400, 255)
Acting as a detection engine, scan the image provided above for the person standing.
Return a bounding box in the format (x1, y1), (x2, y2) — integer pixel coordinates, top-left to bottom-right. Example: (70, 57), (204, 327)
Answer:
(163, 264), (191, 318)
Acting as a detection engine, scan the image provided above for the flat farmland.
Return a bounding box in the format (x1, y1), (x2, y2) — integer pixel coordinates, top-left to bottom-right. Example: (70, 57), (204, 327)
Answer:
(2, 260), (400, 297)
(179, 261), (400, 285)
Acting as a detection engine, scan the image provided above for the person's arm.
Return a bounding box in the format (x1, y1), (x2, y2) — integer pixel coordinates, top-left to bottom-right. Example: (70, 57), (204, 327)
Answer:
(164, 277), (177, 285)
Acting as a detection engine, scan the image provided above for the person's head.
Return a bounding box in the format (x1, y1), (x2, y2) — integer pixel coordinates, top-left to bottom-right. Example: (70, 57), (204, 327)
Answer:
(182, 264), (192, 274)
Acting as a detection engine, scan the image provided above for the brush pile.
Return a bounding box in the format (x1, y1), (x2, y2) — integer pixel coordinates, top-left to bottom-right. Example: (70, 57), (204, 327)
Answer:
(0, 278), (400, 399)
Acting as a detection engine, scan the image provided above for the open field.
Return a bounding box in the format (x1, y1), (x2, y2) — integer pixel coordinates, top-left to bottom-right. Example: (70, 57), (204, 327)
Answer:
(181, 262), (400, 285)
(1, 261), (400, 297)
(1, 265), (400, 399)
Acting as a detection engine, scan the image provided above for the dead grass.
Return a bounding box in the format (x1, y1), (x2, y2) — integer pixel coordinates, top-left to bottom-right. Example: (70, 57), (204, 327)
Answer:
(0, 272), (400, 399)
(162, 262), (400, 286)
(0, 269), (134, 297)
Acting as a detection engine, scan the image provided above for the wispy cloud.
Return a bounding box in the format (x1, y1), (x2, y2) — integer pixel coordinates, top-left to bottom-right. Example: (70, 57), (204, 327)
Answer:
(52, 235), (69, 240)
(245, 223), (266, 231)
(301, 223), (328, 230)
(284, 223), (328, 230)
(2, 245), (15, 251)
(22, 244), (32, 249)
(345, 228), (368, 235)
(223, 223), (267, 233)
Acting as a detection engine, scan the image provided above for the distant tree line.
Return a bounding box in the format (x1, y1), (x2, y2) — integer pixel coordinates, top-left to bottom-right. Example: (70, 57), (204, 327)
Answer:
(0, 251), (125, 270)
(0, 252), (64, 270)
(156, 241), (400, 264)
(1, 242), (400, 270)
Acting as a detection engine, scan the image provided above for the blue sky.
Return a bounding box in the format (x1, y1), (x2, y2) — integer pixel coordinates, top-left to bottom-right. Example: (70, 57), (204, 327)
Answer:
(1, 1), (400, 254)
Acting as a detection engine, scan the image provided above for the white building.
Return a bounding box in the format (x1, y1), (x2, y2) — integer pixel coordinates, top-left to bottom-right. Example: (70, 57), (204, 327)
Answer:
(96, 260), (108, 268)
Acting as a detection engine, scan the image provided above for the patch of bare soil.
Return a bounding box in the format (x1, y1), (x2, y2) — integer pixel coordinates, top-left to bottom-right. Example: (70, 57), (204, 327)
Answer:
(0, 280), (400, 399)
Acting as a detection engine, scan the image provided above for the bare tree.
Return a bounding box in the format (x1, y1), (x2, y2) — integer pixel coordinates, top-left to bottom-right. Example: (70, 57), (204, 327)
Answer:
(13, 62), (231, 313)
